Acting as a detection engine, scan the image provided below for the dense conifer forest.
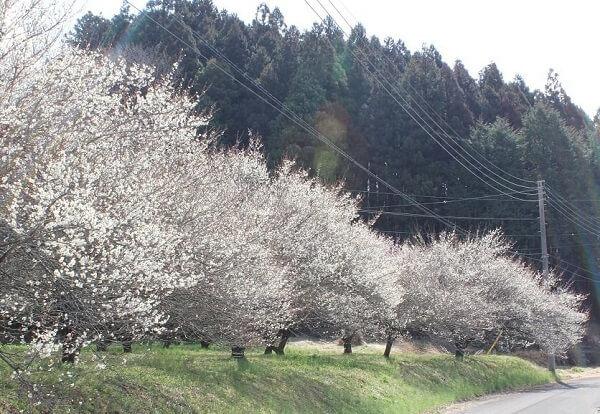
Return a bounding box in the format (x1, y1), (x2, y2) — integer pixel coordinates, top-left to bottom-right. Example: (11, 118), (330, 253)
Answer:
(70, 1), (600, 333)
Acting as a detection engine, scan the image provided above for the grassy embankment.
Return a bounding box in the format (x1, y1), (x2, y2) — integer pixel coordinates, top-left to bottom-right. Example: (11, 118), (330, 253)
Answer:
(0, 343), (555, 413)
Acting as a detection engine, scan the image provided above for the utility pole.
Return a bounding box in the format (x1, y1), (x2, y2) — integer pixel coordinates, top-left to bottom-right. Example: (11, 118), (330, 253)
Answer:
(537, 180), (556, 373)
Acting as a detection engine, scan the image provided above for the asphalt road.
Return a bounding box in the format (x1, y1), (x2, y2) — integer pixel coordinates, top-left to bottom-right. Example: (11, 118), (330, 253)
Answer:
(457, 377), (600, 414)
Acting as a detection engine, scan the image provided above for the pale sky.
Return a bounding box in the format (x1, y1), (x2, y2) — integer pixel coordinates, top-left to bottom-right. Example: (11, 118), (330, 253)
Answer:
(75, 0), (599, 118)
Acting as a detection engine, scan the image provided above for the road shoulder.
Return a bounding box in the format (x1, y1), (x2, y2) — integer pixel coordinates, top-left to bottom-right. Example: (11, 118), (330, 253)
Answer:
(435, 369), (600, 414)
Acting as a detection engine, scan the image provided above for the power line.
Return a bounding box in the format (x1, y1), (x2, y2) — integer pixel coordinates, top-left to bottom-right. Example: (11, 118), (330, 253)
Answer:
(550, 241), (600, 249)
(348, 190), (537, 208)
(546, 186), (600, 228)
(366, 198), (538, 208)
(359, 210), (538, 221)
(328, 0), (600, 275)
(123, 0), (469, 235)
(349, 189), (537, 198)
(378, 230), (541, 238)
(313, 0), (539, 196)
(547, 192), (600, 229)
(556, 198), (600, 203)
(546, 198), (600, 236)
(519, 241), (600, 250)
(511, 254), (597, 282)
(376, 227), (596, 282)
(496, 233), (594, 238)
(306, 0), (531, 198)
(546, 198), (600, 234)
(374, 230), (596, 280)
(325, 0), (540, 191)
(555, 258), (599, 278)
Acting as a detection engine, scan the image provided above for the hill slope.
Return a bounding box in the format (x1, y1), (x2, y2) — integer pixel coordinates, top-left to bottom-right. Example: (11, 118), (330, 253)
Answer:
(0, 344), (554, 413)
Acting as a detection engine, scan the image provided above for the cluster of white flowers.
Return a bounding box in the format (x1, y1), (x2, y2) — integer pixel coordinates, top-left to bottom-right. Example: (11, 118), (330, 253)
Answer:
(0, 0), (587, 380)
(389, 231), (587, 356)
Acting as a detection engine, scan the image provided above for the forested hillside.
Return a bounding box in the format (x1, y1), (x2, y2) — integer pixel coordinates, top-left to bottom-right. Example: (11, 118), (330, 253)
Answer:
(71, 2), (600, 324)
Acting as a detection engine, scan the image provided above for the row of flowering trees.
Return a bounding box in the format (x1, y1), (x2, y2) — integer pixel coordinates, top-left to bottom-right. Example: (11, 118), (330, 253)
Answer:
(0, 0), (587, 382)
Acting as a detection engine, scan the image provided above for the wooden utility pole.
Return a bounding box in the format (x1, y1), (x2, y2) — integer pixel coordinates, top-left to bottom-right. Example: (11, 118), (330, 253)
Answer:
(538, 180), (556, 373)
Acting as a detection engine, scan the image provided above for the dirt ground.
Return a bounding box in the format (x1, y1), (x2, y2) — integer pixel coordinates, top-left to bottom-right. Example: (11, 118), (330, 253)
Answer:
(556, 366), (600, 380)
(288, 337), (445, 354)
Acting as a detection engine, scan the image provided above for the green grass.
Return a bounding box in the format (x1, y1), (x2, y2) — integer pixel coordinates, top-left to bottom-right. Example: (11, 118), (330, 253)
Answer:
(0, 344), (555, 413)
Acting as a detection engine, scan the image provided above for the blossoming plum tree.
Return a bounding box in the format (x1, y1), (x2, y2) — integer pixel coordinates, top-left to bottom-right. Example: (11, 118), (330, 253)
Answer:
(387, 231), (587, 358)
(0, 0), (214, 364)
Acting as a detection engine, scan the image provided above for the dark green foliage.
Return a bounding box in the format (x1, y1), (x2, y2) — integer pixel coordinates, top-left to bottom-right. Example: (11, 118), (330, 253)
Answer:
(68, 12), (112, 49)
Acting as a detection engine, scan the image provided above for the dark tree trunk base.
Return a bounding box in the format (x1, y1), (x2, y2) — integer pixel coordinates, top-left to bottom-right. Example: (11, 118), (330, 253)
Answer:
(96, 340), (108, 352)
(200, 341), (210, 349)
(123, 341), (132, 353)
(264, 346), (274, 354)
(62, 345), (81, 363)
(384, 336), (394, 358)
(275, 330), (290, 355)
(343, 338), (352, 354)
(455, 340), (466, 360)
(162, 341), (171, 348)
(62, 352), (76, 363)
(232, 347), (245, 358)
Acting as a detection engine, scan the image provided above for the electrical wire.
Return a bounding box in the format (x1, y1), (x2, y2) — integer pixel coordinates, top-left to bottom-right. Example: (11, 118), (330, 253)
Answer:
(325, 0), (540, 190)
(313, 0), (539, 195)
(348, 189), (538, 199)
(378, 229), (543, 238)
(359, 210), (538, 221)
(546, 197), (600, 236)
(508, 254), (597, 282)
(365, 197), (538, 208)
(124, 0), (469, 235)
(546, 185), (600, 228)
(305, 0), (535, 199)
(318, 5), (598, 280)
(556, 258), (599, 278)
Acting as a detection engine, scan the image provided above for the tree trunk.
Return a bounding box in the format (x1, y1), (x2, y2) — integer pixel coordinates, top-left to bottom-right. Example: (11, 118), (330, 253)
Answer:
(548, 353), (556, 373)
(264, 345), (274, 354)
(162, 340), (171, 348)
(232, 347), (245, 358)
(455, 342), (465, 360)
(60, 328), (80, 363)
(62, 344), (81, 363)
(96, 339), (108, 352)
(343, 337), (352, 354)
(275, 329), (290, 355)
(122, 340), (132, 353)
(383, 335), (394, 358)
(200, 341), (210, 349)
(62, 349), (77, 364)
